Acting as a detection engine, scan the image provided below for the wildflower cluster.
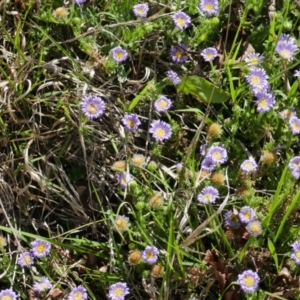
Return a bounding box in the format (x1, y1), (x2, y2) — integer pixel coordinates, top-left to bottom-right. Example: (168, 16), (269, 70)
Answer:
(224, 206), (262, 237)
(18, 239), (51, 267)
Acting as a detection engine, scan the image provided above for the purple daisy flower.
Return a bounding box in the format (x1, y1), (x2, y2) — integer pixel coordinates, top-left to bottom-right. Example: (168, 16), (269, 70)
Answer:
(67, 286), (87, 300)
(255, 92), (275, 113)
(245, 67), (269, 91)
(33, 277), (53, 293)
(291, 241), (300, 264)
(201, 157), (217, 172)
(246, 220), (262, 237)
(111, 46), (129, 63)
(116, 172), (134, 189)
(17, 251), (34, 267)
(154, 96), (172, 113)
(289, 116), (300, 134)
(170, 43), (188, 63)
(240, 159), (258, 173)
(288, 156), (300, 173)
(122, 114), (141, 132)
(237, 270), (260, 293)
(201, 47), (218, 62)
(279, 109), (296, 120)
(244, 52), (264, 66)
(199, 0), (219, 16)
(149, 120), (172, 142)
(275, 34), (298, 61)
(238, 206), (256, 224)
(206, 146), (228, 164)
(294, 70), (300, 77)
(224, 210), (241, 229)
(31, 239), (51, 258)
(0, 289), (17, 300)
(142, 246), (159, 264)
(197, 186), (219, 204)
(109, 282), (130, 300)
(172, 11), (191, 30)
(75, 0), (86, 4)
(166, 70), (181, 85)
(80, 95), (106, 120)
(291, 170), (300, 179)
(132, 3), (149, 18)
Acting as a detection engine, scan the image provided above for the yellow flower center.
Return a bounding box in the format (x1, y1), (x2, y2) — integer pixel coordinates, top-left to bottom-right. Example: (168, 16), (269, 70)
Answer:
(295, 250), (300, 258)
(115, 51), (124, 59)
(74, 292), (83, 300)
(249, 58), (259, 65)
(292, 123), (300, 130)
(87, 103), (98, 114)
(212, 151), (221, 160)
(205, 4), (213, 11)
(204, 194), (213, 202)
(155, 128), (166, 137)
(258, 99), (267, 107)
(243, 276), (255, 287)
(147, 252), (154, 259)
(137, 8), (145, 14)
(37, 244), (46, 253)
(244, 162), (254, 170)
(158, 100), (168, 108)
(176, 17), (186, 26)
(23, 255), (32, 264)
(280, 49), (291, 59)
(251, 76), (261, 85)
(248, 222), (261, 233)
(126, 120), (135, 128)
(243, 212), (251, 220)
(175, 51), (183, 59)
(38, 283), (46, 291)
(114, 288), (124, 297)
(2, 296), (12, 300)
(206, 53), (213, 59)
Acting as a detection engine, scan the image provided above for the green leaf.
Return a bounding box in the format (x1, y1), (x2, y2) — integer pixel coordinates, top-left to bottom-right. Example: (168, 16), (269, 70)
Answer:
(268, 238), (279, 272)
(177, 75), (230, 103)
(288, 79), (299, 98)
(127, 79), (157, 112)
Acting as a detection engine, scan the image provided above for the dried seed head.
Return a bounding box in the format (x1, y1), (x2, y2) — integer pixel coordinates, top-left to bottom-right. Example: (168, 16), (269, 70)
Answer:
(131, 154), (146, 167)
(114, 215), (130, 232)
(151, 264), (164, 277)
(198, 170), (210, 180)
(207, 123), (222, 139)
(210, 171), (225, 186)
(236, 186), (251, 197)
(149, 193), (164, 209)
(128, 250), (142, 265)
(53, 7), (69, 18)
(261, 151), (276, 165)
(111, 160), (126, 172)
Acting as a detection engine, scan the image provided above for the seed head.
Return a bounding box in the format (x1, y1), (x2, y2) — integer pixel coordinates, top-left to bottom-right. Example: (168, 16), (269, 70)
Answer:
(210, 171), (225, 186)
(261, 151), (276, 165)
(207, 123), (222, 139)
(111, 160), (126, 172)
(149, 193), (164, 209)
(151, 264), (164, 277)
(128, 250), (142, 265)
